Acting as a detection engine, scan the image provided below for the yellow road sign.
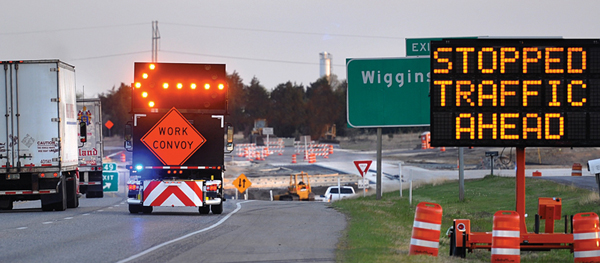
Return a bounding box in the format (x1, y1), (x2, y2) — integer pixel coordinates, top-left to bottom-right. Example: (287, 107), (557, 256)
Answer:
(233, 174), (252, 193)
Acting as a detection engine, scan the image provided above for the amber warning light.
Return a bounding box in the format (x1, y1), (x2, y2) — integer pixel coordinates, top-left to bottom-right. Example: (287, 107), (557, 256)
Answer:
(132, 62), (227, 112)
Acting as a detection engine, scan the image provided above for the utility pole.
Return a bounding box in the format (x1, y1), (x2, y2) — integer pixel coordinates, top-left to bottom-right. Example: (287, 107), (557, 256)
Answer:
(152, 21), (160, 62)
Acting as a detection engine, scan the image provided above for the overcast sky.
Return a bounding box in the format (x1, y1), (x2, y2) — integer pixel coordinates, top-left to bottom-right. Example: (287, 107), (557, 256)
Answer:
(0, 0), (598, 97)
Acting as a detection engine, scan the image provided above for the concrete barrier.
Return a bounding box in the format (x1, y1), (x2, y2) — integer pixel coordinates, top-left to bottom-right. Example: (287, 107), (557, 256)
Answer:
(224, 173), (361, 189)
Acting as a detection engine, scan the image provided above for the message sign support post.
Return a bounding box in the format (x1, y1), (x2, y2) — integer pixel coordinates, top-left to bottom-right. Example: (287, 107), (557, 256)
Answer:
(458, 147), (464, 201)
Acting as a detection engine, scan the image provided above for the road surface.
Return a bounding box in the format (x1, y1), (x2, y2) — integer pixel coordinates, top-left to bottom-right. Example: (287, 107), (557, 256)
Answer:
(0, 194), (345, 263)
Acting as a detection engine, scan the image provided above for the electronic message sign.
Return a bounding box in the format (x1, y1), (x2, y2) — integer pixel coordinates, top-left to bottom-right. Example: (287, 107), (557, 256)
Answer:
(430, 39), (600, 147)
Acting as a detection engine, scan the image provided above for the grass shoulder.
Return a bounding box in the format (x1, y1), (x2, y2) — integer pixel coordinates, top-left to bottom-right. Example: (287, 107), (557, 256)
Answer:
(333, 175), (600, 262)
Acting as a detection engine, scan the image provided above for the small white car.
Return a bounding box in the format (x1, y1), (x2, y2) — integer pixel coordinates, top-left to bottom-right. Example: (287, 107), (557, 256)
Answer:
(321, 186), (356, 202)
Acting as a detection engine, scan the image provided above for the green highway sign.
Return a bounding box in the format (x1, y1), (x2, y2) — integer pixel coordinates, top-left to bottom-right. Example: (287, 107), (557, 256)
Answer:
(346, 57), (430, 128)
(103, 162), (117, 171)
(102, 171), (118, 192)
(406, 38), (443, 56)
(406, 37), (477, 56)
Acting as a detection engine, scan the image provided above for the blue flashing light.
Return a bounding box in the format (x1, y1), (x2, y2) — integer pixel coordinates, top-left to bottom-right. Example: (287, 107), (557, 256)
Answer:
(135, 165), (144, 171)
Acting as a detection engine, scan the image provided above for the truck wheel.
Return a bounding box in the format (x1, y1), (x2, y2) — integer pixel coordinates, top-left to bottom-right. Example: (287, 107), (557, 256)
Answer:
(41, 202), (53, 211)
(54, 177), (67, 211)
(129, 204), (141, 214)
(211, 203), (223, 214)
(0, 199), (13, 210)
(67, 176), (79, 208)
(199, 206), (210, 214)
(42, 177), (67, 211)
(142, 206), (153, 214)
(87, 190), (103, 198)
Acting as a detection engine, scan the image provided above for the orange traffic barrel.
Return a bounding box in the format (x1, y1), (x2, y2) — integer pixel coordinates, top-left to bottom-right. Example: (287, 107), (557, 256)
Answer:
(572, 163), (583, 176)
(532, 170), (541, 177)
(120, 153), (126, 162)
(308, 153), (316, 164)
(291, 154), (297, 164)
(329, 145), (334, 154)
(491, 211), (520, 262)
(409, 202), (443, 256)
(573, 212), (600, 262)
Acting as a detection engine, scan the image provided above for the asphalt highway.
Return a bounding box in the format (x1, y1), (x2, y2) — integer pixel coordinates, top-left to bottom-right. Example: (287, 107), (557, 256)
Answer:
(0, 194), (344, 263)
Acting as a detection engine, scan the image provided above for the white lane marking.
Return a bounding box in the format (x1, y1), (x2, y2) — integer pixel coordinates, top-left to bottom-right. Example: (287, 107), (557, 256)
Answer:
(116, 201), (253, 263)
(16, 227), (27, 230)
(64, 217), (74, 220)
(98, 210), (104, 212)
(83, 213), (90, 216)
(42, 222), (53, 225)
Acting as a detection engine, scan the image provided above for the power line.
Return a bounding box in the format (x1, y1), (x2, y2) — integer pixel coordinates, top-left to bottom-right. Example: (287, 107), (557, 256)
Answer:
(161, 50), (346, 67)
(68, 51), (150, 61)
(0, 23), (147, 36)
(161, 22), (404, 40)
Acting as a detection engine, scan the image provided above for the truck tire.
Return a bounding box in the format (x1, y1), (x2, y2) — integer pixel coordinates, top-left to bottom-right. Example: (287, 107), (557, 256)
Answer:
(67, 175), (79, 208)
(0, 199), (13, 210)
(211, 203), (223, 214)
(199, 206), (210, 214)
(129, 204), (141, 214)
(87, 190), (103, 198)
(142, 206), (153, 214)
(54, 177), (67, 211)
(42, 177), (67, 211)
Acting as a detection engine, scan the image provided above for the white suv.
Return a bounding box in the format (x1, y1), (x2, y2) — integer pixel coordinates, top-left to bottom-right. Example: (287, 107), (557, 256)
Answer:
(321, 186), (356, 202)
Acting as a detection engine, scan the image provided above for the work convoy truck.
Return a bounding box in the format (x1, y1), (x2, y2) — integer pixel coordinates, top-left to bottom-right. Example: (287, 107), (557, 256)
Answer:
(0, 60), (80, 211)
(77, 98), (104, 198)
(125, 62), (233, 214)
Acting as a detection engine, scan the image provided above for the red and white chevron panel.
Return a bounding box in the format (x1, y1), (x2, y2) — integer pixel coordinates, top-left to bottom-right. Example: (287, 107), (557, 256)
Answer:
(143, 181), (204, 207)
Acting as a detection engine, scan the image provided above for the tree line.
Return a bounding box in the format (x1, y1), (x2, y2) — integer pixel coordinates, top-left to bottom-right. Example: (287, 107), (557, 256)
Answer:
(97, 72), (348, 141)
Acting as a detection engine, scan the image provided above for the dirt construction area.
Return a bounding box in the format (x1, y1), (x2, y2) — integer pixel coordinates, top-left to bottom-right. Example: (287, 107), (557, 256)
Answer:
(339, 132), (600, 169)
(224, 132), (600, 201)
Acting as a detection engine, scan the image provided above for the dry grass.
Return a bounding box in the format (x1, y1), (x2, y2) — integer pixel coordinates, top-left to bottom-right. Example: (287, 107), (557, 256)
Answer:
(579, 191), (600, 206)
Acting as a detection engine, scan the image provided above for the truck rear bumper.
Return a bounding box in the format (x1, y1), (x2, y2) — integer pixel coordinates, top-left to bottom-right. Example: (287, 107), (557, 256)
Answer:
(0, 189), (57, 195)
(127, 197), (222, 206)
(205, 198), (222, 206)
(127, 198), (142, 205)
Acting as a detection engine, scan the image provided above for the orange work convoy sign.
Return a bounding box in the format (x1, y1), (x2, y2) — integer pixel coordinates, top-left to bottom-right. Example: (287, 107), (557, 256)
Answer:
(141, 107), (206, 165)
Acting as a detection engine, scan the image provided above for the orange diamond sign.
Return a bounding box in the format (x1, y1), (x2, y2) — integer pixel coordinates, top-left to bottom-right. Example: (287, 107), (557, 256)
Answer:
(104, 120), (114, 130)
(141, 107), (206, 165)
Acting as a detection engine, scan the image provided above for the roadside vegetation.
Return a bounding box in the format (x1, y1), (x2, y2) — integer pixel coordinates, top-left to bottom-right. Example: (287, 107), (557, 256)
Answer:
(333, 175), (600, 262)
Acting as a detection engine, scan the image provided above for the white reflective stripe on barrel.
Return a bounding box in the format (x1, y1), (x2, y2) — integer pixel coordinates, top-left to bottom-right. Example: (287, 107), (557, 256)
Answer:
(574, 250), (600, 258)
(413, 220), (441, 231)
(492, 230), (520, 238)
(574, 231), (600, 240)
(491, 248), (520, 255)
(410, 238), (439, 249)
